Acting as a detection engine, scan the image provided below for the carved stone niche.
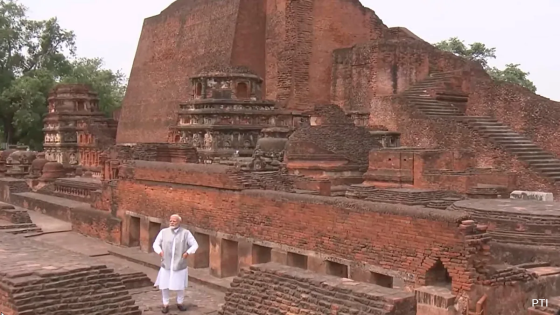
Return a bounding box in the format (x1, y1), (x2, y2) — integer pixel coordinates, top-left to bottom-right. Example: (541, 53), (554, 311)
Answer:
(190, 65), (263, 101)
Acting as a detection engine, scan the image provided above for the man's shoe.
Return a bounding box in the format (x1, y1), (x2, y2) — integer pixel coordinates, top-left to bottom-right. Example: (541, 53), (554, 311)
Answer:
(177, 304), (188, 311)
(161, 305), (169, 313)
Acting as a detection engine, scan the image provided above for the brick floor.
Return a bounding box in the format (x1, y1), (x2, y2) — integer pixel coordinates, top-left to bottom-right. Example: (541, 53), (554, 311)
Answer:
(0, 231), (225, 314)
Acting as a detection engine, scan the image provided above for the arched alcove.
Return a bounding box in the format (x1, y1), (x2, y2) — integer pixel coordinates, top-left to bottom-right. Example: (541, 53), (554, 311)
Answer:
(195, 82), (202, 97)
(425, 259), (452, 287)
(236, 82), (249, 99)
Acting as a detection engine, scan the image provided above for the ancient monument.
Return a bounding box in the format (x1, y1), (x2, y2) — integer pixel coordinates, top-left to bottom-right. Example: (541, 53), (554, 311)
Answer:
(2, 0), (560, 315)
(44, 84), (117, 176)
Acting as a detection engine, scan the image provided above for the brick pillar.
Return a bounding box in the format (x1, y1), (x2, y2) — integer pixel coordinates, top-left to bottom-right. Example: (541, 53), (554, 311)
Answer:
(188, 232), (210, 268)
(139, 217), (151, 252)
(271, 248), (288, 264)
(209, 236), (239, 278)
(121, 215), (132, 246)
(238, 240), (253, 271)
(307, 256), (327, 274)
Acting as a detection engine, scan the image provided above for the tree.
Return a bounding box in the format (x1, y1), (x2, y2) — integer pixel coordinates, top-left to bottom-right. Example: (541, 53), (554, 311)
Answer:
(434, 37), (537, 93)
(60, 58), (127, 116)
(0, 0), (75, 146)
(0, 1), (128, 149)
(487, 63), (536, 93)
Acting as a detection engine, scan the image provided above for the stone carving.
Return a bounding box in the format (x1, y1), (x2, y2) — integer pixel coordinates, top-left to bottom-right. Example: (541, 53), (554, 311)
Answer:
(69, 153), (78, 165)
(193, 133), (201, 148)
(168, 68), (305, 161)
(203, 132), (213, 149)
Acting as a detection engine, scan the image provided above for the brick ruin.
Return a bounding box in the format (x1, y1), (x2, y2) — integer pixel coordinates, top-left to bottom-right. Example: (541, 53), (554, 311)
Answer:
(2, 0), (560, 314)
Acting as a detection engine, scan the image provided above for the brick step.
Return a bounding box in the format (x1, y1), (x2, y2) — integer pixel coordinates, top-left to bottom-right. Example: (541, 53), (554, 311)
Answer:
(434, 95), (468, 102)
(524, 160), (559, 166)
(414, 104), (460, 113)
(415, 107), (461, 113)
(0, 223), (37, 229)
(426, 113), (465, 118)
(1, 226), (43, 234)
(498, 141), (537, 146)
(519, 153), (556, 158)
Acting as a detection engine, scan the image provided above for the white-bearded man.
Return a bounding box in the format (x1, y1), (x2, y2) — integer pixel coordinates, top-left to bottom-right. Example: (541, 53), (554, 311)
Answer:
(153, 214), (199, 313)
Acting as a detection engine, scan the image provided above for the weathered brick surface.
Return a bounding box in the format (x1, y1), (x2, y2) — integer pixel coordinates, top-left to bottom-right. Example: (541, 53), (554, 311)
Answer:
(219, 263), (415, 315)
(111, 143), (198, 163)
(0, 202), (31, 224)
(0, 233), (141, 315)
(449, 199), (560, 247)
(119, 0), (390, 143)
(0, 185), (122, 244)
(287, 104), (381, 165)
(115, 173), (491, 292)
(467, 78), (560, 158)
(370, 95), (560, 197)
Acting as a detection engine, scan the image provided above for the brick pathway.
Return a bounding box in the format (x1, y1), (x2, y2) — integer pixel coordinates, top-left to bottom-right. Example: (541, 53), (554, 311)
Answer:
(132, 285), (223, 315)
(1, 230), (225, 314)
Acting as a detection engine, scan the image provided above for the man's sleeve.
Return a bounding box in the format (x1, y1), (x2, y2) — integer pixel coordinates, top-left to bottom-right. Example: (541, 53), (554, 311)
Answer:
(186, 231), (199, 255)
(153, 230), (163, 254)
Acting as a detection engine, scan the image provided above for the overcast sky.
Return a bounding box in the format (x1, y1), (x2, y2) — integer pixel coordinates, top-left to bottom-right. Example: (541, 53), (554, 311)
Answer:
(21, 0), (559, 101)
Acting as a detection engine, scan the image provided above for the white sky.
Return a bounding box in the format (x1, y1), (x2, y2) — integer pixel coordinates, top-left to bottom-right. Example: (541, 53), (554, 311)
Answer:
(21, 0), (560, 101)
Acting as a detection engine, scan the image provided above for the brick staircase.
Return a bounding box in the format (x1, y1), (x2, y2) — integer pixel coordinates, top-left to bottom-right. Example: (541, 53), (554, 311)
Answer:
(403, 72), (560, 183)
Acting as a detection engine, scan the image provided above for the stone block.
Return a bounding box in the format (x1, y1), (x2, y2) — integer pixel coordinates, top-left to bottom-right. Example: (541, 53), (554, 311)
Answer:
(510, 190), (553, 201)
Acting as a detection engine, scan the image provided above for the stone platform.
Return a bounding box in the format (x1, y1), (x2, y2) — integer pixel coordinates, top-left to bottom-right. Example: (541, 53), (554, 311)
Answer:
(0, 201), (43, 235)
(449, 199), (560, 246)
(365, 188), (459, 206)
(219, 263), (415, 315)
(0, 233), (141, 315)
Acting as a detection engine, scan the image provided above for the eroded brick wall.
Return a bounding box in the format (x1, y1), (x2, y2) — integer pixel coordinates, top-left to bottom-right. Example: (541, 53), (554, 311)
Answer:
(467, 78), (560, 157)
(219, 263), (416, 315)
(0, 233), (140, 315)
(119, 0), (392, 143)
(117, 0), (246, 143)
(266, 0), (389, 110)
(115, 171), (485, 291)
(331, 39), (473, 111)
(370, 96), (560, 196)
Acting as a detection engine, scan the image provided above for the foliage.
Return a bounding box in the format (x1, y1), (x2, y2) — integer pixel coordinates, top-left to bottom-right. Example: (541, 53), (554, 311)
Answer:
(0, 0), (75, 147)
(434, 37), (536, 93)
(0, 0), (127, 149)
(60, 58), (127, 116)
(487, 63), (536, 93)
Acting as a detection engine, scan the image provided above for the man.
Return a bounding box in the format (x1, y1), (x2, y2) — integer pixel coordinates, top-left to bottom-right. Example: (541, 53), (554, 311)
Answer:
(153, 214), (199, 313)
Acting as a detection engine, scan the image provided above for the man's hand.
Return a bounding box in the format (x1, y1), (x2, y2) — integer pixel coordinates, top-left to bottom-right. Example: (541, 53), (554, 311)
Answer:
(159, 251), (164, 257)
(182, 252), (189, 259)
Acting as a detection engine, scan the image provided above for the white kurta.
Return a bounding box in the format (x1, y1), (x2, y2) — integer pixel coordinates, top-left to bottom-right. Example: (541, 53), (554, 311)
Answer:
(153, 228), (198, 291)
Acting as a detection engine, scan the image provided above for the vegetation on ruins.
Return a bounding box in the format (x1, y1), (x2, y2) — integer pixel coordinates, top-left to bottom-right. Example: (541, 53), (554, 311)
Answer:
(0, 0), (127, 149)
(434, 37), (537, 93)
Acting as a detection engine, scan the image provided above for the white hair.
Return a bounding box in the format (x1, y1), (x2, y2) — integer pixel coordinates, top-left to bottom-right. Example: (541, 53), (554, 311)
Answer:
(170, 214), (182, 222)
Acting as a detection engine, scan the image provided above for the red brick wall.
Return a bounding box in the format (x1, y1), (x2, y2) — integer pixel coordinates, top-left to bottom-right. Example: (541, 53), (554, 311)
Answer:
(119, 0), (391, 142)
(121, 161), (243, 189)
(371, 96), (560, 196)
(265, 0), (388, 110)
(467, 77), (560, 157)
(115, 174), (483, 291)
(331, 40), (474, 111)
(221, 264), (416, 315)
(117, 0), (246, 143)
